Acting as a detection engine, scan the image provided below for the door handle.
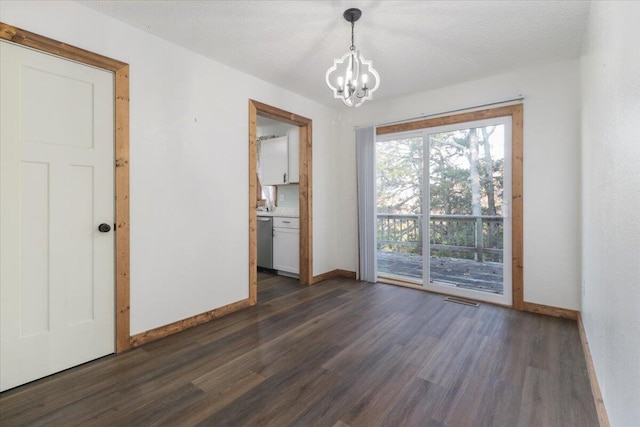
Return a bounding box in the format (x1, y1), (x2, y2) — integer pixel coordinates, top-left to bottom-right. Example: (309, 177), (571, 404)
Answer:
(98, 223), (112, 233)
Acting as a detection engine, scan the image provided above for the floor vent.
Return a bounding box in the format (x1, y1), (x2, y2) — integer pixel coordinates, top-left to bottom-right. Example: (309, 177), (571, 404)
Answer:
(444, 296), (480, 307)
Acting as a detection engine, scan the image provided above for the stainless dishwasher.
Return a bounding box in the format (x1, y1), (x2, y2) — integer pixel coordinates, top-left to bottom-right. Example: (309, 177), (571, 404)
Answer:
(257, 216), (273, 269)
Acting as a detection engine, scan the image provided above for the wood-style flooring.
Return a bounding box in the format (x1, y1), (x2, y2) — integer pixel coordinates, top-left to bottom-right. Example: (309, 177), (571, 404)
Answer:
(0, 274), (598, 426)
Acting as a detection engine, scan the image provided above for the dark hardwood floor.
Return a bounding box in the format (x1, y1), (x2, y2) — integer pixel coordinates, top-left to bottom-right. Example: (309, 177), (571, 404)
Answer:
(257, 270), (301, 303)
(0, 275), (598, 426)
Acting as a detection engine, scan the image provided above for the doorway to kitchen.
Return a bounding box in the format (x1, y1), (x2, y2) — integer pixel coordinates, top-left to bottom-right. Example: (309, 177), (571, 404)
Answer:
(248, 100), (313, 305)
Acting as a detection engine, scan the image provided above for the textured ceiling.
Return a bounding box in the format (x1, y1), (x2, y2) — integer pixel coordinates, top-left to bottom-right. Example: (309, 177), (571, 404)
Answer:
(78, 0), (590, 108)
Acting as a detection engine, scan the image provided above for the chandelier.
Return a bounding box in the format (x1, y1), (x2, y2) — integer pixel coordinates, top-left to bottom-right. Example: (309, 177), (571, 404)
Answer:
(326, 8), (380, 108)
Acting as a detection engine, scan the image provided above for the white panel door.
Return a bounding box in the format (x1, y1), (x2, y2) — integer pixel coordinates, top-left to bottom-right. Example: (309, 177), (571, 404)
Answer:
(0, 41), (115, 391)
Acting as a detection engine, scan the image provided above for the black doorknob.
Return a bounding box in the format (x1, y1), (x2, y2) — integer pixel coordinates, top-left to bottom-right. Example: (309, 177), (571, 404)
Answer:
(98, 223), (112, 233)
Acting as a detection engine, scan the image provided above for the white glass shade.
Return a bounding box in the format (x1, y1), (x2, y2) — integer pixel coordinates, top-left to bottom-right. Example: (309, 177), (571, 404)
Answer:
(326, 49), (380, 107)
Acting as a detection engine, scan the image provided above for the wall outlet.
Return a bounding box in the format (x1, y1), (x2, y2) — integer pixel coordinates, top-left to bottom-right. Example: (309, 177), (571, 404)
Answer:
(279, 193), (285, 201)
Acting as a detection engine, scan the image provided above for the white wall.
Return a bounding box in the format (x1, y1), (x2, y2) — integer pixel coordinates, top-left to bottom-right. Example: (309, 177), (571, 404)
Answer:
(581, 2), (640, 425)
(335, 59), (583, 310)
(0, 1), (340, 334)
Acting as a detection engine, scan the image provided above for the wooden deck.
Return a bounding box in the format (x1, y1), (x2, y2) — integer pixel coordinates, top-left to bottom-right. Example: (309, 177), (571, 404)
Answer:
(377, 250), (504, 294)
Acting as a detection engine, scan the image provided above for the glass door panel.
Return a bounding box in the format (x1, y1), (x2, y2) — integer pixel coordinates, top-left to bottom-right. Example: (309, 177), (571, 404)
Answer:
(376, 135), (424, 284)
(424, 118), (512, 305)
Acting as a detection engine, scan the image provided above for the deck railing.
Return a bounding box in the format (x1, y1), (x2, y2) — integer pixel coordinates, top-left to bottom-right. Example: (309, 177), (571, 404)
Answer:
(377, 213), (504, 262)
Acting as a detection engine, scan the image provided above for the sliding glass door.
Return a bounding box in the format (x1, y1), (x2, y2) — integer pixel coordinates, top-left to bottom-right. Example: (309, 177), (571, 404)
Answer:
(376, 134), (425, 283)
(376, 117), (512, 305)
(423, 117), (512, 305)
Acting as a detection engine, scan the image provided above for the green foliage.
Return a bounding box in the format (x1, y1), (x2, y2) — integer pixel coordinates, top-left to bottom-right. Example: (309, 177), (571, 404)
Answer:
(376, 126), (505, 261)
(429, 135), (472, 215)
(377, 128), (504, 216)
(376, 137), (423, 215)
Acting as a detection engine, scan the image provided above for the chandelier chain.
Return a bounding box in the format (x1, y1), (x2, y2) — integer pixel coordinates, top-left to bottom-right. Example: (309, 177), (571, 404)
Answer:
(351, 21), (355, 51)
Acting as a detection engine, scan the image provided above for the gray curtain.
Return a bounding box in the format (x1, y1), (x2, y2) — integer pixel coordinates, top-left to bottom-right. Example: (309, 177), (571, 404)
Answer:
(356, 126), (377, 283)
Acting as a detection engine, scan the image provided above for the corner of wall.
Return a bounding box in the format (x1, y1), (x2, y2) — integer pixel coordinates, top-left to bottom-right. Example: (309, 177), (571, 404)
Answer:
(578, 2), (640, 426)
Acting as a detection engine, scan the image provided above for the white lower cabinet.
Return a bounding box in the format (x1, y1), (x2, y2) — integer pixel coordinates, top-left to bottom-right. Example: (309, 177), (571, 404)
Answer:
(273, 217), (299, 275)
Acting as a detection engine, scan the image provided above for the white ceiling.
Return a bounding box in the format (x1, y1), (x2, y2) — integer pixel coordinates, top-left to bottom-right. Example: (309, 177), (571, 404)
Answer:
(78, 0), (590, 108)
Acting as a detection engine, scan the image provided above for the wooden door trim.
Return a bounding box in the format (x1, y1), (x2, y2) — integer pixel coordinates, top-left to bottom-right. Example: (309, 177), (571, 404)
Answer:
(376, 104), (524, 310)
(249, 100), (313, 304)
(0, 23), (131, 352)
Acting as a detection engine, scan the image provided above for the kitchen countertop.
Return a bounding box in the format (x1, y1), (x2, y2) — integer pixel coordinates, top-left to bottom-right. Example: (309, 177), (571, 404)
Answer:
(257, 208), (299, 218)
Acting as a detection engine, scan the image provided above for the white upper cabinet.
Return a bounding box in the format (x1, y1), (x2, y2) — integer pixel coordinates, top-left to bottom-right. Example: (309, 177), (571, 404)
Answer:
(287, 128), (299, 184)
(260, 129), (299, 185)
(260, 136), (288, 185)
